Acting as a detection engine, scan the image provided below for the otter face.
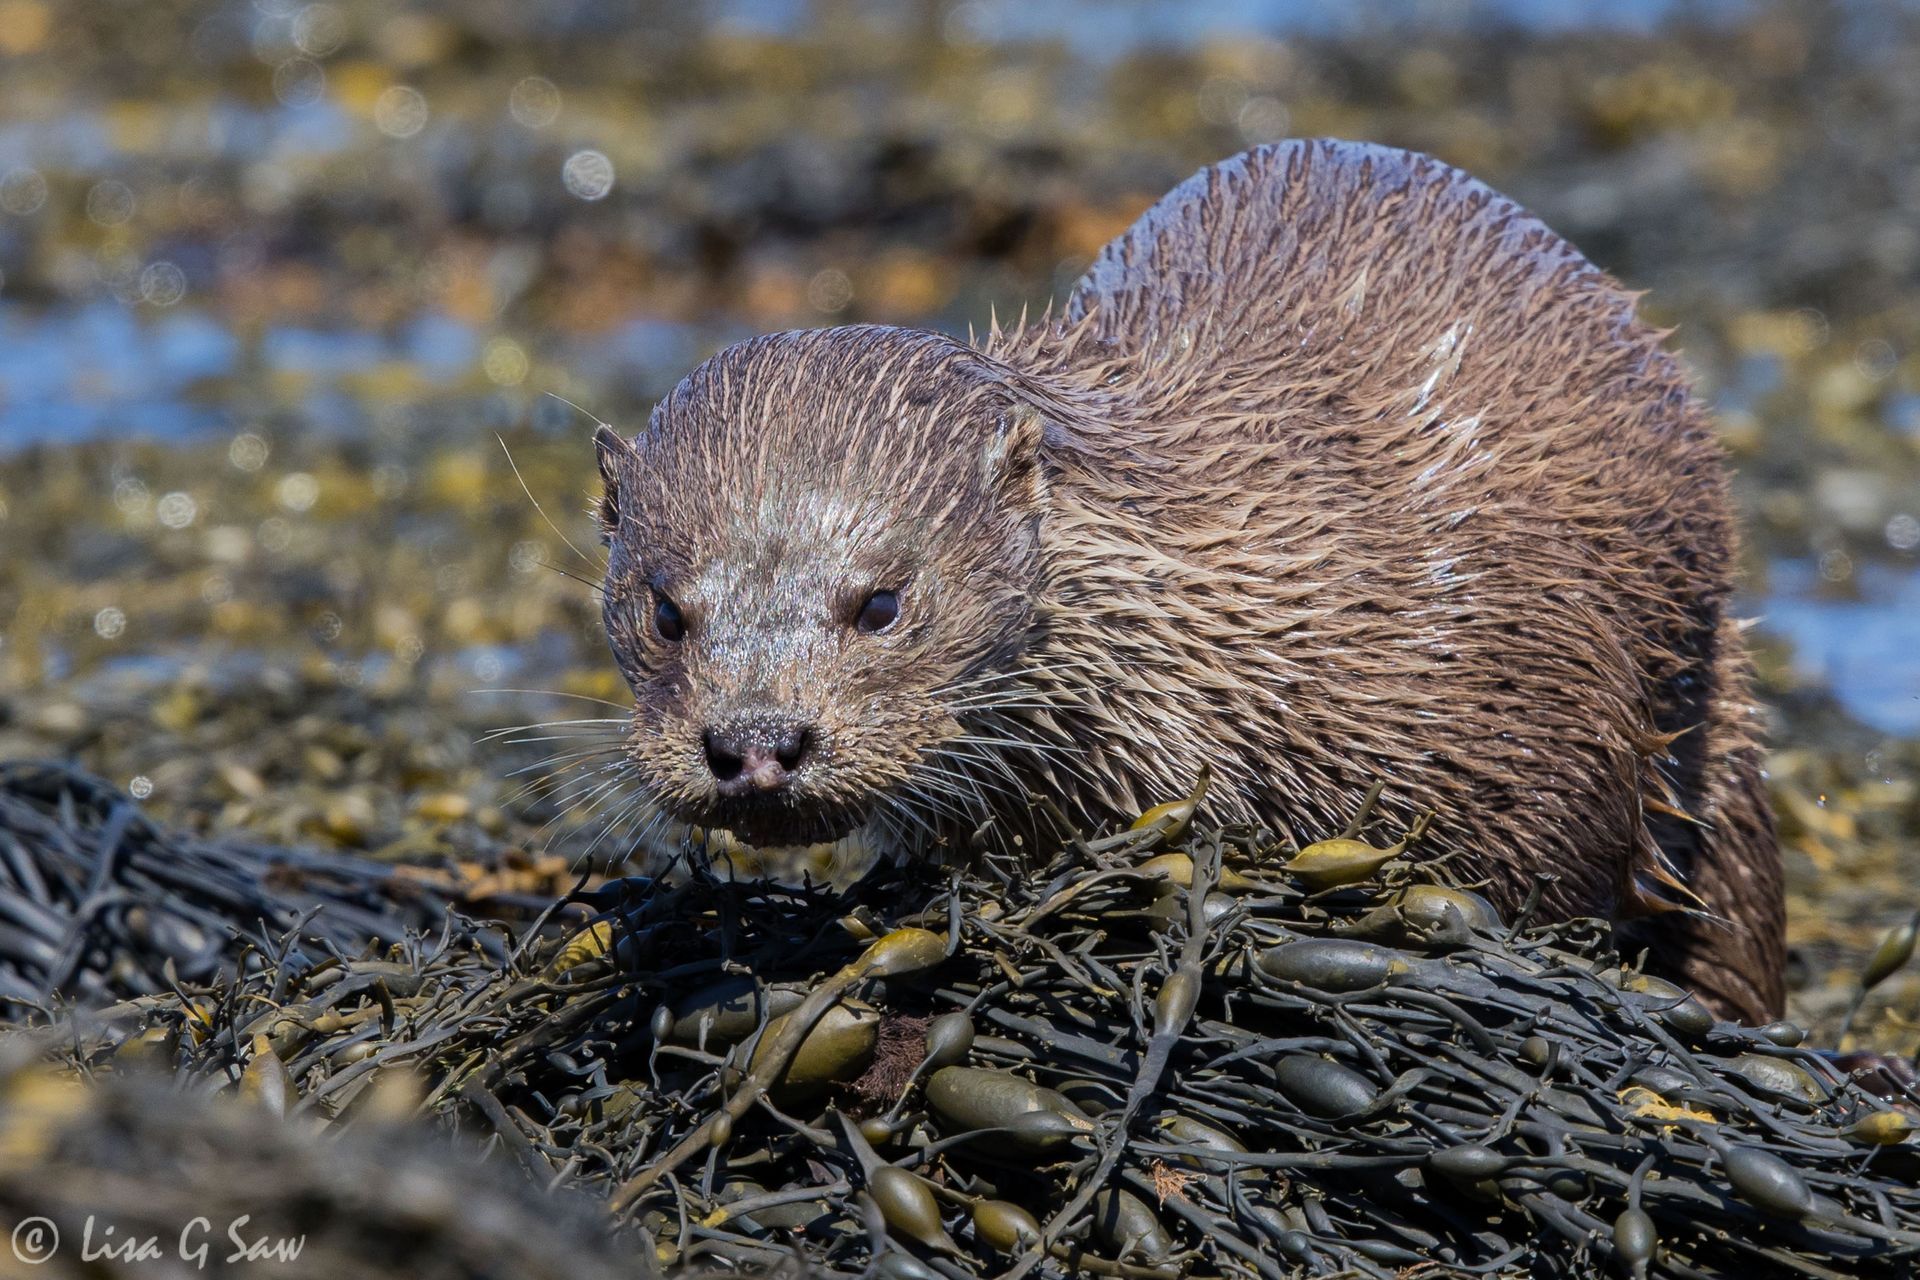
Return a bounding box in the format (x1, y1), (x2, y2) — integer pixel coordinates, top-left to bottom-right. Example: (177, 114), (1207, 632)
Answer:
(594, 326), (1049, 850)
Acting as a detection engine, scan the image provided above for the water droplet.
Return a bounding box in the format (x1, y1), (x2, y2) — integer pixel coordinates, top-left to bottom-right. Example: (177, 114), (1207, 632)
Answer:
(808, 268), (853, 313)
(86, 180), (136, 227)
(1237, 96), (1289, 144)
(156, 491), (199, 529)
(229, 432), (271, 472)
(374, 85), (429, 139)
(291, 3), (345, 56)
(1197, 76), (1250, 126)
(113, 478), (151, 516)
(942, 2), (994, 45)
(562, 149), (614, 201)
(509, 540), (547, 575)
(0, 167), (47, 216)
(275, 472), (319, 512)
(140, 261), (188, 307)
(97, 249), (143, 304)
(1854, 339), (1899, 381)
(272, 57), (326, 107)
(509, 76), (562, 128)
(483, 337), (529, 386)
(1886, 512), (1919, 552)
(258, 516), (292, 552)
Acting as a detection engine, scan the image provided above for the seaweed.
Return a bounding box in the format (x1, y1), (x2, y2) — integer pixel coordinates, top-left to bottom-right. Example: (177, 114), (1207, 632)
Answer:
(0, 760), (502, 1013)
(6, 763), (1917, 1278)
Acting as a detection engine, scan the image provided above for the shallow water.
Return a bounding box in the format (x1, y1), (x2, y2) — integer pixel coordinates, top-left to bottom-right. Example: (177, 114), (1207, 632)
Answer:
(1757, 560), (1920, 738)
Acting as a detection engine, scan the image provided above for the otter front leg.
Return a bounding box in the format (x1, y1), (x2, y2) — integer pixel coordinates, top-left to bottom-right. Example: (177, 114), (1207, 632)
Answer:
(1628, 619), (1785, 1024)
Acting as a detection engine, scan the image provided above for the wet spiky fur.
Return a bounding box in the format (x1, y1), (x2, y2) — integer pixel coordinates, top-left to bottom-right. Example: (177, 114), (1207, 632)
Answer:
(595, 140), (1785, 1023)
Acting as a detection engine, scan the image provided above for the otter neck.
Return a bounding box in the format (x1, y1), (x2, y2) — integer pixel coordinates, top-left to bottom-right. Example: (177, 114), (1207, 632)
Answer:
(964, 323), (1337, 837)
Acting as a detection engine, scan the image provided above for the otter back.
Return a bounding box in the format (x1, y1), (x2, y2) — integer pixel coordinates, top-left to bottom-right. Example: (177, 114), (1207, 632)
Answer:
(990, 139), (1783, 1022)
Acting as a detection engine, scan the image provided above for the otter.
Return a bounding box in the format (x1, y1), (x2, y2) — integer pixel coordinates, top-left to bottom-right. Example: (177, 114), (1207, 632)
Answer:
(591, 139), (1785, 1024)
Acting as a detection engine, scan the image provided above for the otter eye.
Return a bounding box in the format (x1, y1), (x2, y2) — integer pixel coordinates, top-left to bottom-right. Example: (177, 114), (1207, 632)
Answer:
(855, 589), (900, 634)
(653, 594), (685, 643)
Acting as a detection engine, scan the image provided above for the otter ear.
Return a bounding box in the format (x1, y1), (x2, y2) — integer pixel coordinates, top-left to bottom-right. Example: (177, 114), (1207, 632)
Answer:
(595, 424), (634, 539)
(983, 402), (1048, 511)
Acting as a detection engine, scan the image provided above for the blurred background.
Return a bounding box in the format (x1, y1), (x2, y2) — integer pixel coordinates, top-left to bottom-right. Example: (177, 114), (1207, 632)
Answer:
(0, 0), (1915, 1041)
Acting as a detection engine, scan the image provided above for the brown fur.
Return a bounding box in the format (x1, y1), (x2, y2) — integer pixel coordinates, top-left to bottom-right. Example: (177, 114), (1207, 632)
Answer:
(595, 140), (1785, 1023)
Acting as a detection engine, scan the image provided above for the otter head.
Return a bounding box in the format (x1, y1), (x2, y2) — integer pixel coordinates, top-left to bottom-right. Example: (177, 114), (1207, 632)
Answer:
(595, 326), (1051, 849)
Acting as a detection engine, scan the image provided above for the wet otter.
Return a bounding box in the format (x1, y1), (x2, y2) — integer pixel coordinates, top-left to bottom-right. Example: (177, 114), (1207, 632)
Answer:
(592, 139), (1785, 1023)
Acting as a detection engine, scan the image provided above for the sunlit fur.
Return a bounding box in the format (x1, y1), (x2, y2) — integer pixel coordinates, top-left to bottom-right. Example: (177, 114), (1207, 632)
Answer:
(596, 328), (1049, 848)
(596, 139), (1784, 1022)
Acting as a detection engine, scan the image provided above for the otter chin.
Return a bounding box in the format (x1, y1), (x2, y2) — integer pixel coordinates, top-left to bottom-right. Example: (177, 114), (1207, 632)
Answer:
(592, 138), (1786, 1025)
(696, 787), (870, 851)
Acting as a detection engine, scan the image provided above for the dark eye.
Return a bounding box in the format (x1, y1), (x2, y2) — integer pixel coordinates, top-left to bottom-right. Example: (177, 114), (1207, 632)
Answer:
(855, 589), (900, 634)
(653, 594), (685, 643)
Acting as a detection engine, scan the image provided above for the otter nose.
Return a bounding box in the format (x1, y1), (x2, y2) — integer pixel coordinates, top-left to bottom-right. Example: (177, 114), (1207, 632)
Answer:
(703, 719), (813, 795)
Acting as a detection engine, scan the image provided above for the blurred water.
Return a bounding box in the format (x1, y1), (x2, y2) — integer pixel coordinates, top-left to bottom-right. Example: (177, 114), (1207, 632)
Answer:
(0, 300), (724, 448)
(871, 0), (1760, 51)
(1760, 560), (1920, 737)
(0, 303), (235, 443)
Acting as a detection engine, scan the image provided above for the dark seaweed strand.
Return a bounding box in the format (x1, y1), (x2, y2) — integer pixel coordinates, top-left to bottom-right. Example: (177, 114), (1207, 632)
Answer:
(5, 763), (1919, 1278)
